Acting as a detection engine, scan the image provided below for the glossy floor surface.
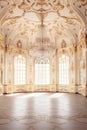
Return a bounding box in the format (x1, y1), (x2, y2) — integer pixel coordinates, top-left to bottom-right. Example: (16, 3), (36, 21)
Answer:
(0, 93), (87, 130)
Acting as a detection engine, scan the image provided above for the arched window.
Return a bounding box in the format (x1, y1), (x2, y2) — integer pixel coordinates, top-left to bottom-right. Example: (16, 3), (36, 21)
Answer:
(35, 58), (50, 84)
(59, 54), (69, 84)
(14, 55), (26, 85)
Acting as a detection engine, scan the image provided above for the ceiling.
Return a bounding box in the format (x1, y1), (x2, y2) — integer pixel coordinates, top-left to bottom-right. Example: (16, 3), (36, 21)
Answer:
(0, 0), (86, 51)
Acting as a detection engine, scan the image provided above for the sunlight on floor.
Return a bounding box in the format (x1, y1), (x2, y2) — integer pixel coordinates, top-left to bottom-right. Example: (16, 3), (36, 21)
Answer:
(49, 93), (63, 98)
(5, 93), (47, 98)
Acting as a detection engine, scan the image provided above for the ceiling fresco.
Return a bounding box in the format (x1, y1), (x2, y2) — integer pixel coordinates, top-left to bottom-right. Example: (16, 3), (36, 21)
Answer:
(72, 0), (87, 33)
(0, 0), (86, 51)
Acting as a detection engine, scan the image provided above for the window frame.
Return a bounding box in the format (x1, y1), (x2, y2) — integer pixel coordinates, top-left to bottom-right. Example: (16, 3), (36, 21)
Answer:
(79, 58), (83, 85)
(13, 54), (26, 85)
(58, 54), (69, 85)
(34, 57), (50, 85)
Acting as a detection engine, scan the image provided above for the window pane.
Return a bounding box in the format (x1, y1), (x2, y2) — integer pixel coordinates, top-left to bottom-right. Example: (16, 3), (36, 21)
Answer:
(80, 59), (83, 84)
(14, 55), (26, 85)
(35, 58), (50, 84)
(59, 55), (69, 84)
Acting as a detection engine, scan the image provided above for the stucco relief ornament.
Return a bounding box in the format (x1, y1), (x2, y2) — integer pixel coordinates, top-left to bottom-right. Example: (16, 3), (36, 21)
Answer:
(0, 34), (4, 49)
(6, 44), (14, 52)
(72, 44), (77, 52)
(73, 0), (87, 6)
(61, 40), (66, 48)
(62, 49), (65, 54)
(17, 40), (22, 48)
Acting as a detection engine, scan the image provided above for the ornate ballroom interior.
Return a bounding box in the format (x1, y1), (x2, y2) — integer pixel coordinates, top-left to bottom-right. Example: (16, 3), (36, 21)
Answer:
(0, 0), (87, 130)
(0, 0), (87, 96)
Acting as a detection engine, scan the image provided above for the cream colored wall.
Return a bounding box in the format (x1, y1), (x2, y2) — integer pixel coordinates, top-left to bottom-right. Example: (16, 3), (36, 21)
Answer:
(77, 36), (87, 96)
(0, 34), (4, 94)
(0, 50), (4, 94)
(0, 34), (87, 97)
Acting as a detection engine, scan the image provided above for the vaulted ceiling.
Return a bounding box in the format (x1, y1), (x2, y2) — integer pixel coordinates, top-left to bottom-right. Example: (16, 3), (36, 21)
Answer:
(0, 0), (86, 49)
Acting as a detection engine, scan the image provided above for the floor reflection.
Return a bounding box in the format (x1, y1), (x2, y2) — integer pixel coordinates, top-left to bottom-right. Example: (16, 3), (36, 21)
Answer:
(0, 93), (87, 130)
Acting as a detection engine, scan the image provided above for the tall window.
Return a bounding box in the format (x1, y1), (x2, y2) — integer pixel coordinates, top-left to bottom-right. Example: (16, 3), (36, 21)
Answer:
(80, 69), (83, 84)
(35, 58), (50, 84)
(14, 55), (26, 85)
(59, 54), (69, 84)
(79, 59), (83, 84)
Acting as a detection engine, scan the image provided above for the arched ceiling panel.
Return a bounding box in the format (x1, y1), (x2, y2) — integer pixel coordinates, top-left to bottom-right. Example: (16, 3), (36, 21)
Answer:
(0, 0), (86, 50)
(72, 0), (87, 33)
